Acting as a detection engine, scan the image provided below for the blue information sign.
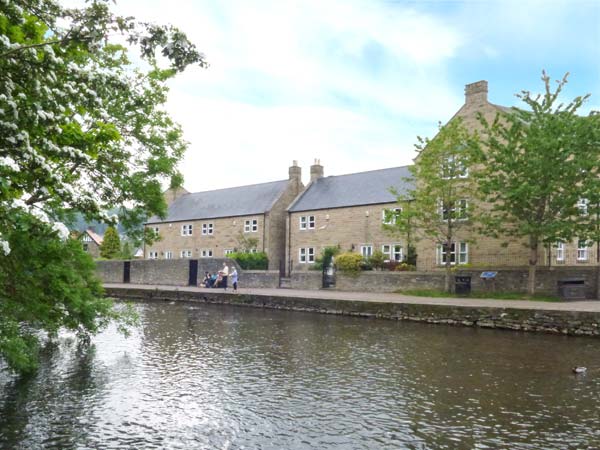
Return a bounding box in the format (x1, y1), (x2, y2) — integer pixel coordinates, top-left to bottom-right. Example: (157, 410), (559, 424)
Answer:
(480, 271), (497, 279)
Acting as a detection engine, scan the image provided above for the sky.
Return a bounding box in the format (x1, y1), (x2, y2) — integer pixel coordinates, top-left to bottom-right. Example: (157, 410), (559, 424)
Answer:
(110, 0), (600, 192)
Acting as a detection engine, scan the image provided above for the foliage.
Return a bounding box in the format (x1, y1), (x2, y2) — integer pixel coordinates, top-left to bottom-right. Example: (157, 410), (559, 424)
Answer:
(0, 0), (204, 373)
(312, 245), (340, 271)
(335, 252), (363, 274)
(235, 233), (260, 253)
(0, 213), (138, 373)
(228, 252), (268, 270)
(368, 250), (386, 270)
(385, 261), (416, 271)
(475, 72), (600, 294)
(100, 226), (121, 259)
(120, 241), (135, 260)
(395, 118), (480, 292)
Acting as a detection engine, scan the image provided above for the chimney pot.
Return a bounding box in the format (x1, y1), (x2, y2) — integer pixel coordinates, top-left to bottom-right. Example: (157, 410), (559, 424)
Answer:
(310, 159), (324, 182)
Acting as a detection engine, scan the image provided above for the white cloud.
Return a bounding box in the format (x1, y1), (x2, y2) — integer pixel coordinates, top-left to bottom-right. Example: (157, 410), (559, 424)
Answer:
(110, 0), (465, 190)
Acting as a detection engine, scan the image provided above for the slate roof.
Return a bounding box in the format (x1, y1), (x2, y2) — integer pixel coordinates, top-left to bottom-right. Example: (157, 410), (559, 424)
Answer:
(146, 179), (289, 224)
(288, 166), (413, 212)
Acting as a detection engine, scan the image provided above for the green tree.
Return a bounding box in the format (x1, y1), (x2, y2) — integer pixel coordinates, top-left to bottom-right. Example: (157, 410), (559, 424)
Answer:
(0, 0), (205, 373)
(476, 72), (600, 295)
(100, 226), (121, 259)
(120, 240), (135, 260)
(383, 206), (417, 266)
(395, 119), (480, 292)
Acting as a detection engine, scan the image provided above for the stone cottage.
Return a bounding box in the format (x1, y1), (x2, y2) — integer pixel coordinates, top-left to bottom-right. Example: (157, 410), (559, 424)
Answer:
(80, 228), (103, 258)
(285, 160), (411, 273)
(144, 162), (303, 271)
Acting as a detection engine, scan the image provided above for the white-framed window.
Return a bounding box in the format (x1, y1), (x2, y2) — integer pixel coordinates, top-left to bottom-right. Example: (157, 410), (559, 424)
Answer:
(181, 224), (193, 236)
(299, 215), (315, 230)
(148, 251), (158, 259)
(437, 242), (468, 265)
(152, 226), (159, 236)
(440, 199), (468, 221)
(577, 240), (589, 261)
(441, 154), (469, 179)
(244, 219), (258, 232)
(165, 251), (173, 259)
(180, 250), (192, 258)
(577, 198), (589, 216)
(382, 244), (403, 262)
(360, 245), (373, 258)
(200, 249), (213, 258)
(224, 249), (234, 255)
(554, 242), (565, 262)
(299, 247), (315, 263)
(382, 208), (402, 225)
(202, 223), (214, 235)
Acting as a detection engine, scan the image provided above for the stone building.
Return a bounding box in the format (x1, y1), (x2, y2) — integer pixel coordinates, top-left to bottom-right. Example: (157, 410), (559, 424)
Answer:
(144, 162), (304, 271)
(413, 80), (598, 269)
(285, 82), (598, 272)
(286, 161), (411, 273)
(80, 228), (103, 258)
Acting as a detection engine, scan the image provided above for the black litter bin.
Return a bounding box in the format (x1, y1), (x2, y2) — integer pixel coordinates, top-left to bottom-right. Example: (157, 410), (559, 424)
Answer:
(455, 276), (471, 296)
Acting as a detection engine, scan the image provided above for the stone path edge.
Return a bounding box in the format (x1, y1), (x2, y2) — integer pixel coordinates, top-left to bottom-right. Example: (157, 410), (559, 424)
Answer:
(104, 284), (600, 337)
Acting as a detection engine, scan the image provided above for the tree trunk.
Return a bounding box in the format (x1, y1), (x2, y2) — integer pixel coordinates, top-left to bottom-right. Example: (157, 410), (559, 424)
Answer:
(527, 244), (538, 296)
(445, 264), (452, 293)
(444, 243), (452, 293)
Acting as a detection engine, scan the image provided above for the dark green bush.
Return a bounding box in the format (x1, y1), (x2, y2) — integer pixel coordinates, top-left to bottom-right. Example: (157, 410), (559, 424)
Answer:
(229, 252), (268, 270)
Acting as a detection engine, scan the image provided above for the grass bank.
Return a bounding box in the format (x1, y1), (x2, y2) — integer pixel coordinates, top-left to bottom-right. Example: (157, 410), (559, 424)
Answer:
(396, 289), (562, 302)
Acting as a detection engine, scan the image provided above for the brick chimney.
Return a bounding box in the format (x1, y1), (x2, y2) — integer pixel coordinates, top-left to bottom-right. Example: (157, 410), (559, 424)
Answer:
(310, 158), (324, 182)
(465, 80), (488, 106)
(288, 160), (302, 192)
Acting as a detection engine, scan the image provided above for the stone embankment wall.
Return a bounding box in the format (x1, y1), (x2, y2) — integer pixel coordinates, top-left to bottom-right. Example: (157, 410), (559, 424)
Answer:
(96, 261), (600, 298)
(105, 286), (600, 337)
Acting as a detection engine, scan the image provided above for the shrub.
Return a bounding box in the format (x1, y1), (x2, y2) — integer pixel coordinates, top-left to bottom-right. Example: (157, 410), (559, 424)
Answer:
(335, 252), (363, 274)
(312, 245), (341, 271)
(394, 262), (416, 272)
(368, 250), (386, 270)
(228, 251), (268, 270)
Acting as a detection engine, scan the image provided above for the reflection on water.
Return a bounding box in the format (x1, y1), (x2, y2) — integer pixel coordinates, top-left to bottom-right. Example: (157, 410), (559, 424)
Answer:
(1, 301), (600, 449)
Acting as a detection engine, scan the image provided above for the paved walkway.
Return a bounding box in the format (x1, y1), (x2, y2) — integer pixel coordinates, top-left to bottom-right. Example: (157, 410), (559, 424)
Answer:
(104, 283), (600, 313)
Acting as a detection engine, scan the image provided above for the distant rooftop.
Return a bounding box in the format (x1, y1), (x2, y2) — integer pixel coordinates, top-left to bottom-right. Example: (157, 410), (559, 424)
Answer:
(288, 166), (413, 212)
(146, 179), (289, 224)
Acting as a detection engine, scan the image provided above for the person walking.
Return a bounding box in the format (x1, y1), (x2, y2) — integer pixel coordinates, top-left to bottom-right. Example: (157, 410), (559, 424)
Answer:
(231, 267), (238, 293)
(221, 262), (229, 291)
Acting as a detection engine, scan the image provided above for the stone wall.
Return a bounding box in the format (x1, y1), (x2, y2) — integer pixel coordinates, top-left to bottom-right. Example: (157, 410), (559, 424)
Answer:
(335, 271), (446, 292)
(105, 286), (600, 337)
(237, 270), (280, 288)
(95, 260), (125, 283)
(96, 258), (242, 286)
(129, 259), (190, 285)
(96, 260), (599, 298)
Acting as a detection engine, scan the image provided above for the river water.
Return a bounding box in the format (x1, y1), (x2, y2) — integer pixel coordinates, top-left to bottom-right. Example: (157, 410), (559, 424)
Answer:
(1, 301), (600, 449)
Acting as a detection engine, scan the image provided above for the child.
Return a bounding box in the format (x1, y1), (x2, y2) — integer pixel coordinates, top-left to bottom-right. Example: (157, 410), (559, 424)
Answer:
(231, 267), (238, 292)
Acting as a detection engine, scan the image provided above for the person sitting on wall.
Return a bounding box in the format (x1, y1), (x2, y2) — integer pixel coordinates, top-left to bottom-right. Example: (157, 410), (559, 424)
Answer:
(213, 273), (222, 288)
(201, 271), (210, 288)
